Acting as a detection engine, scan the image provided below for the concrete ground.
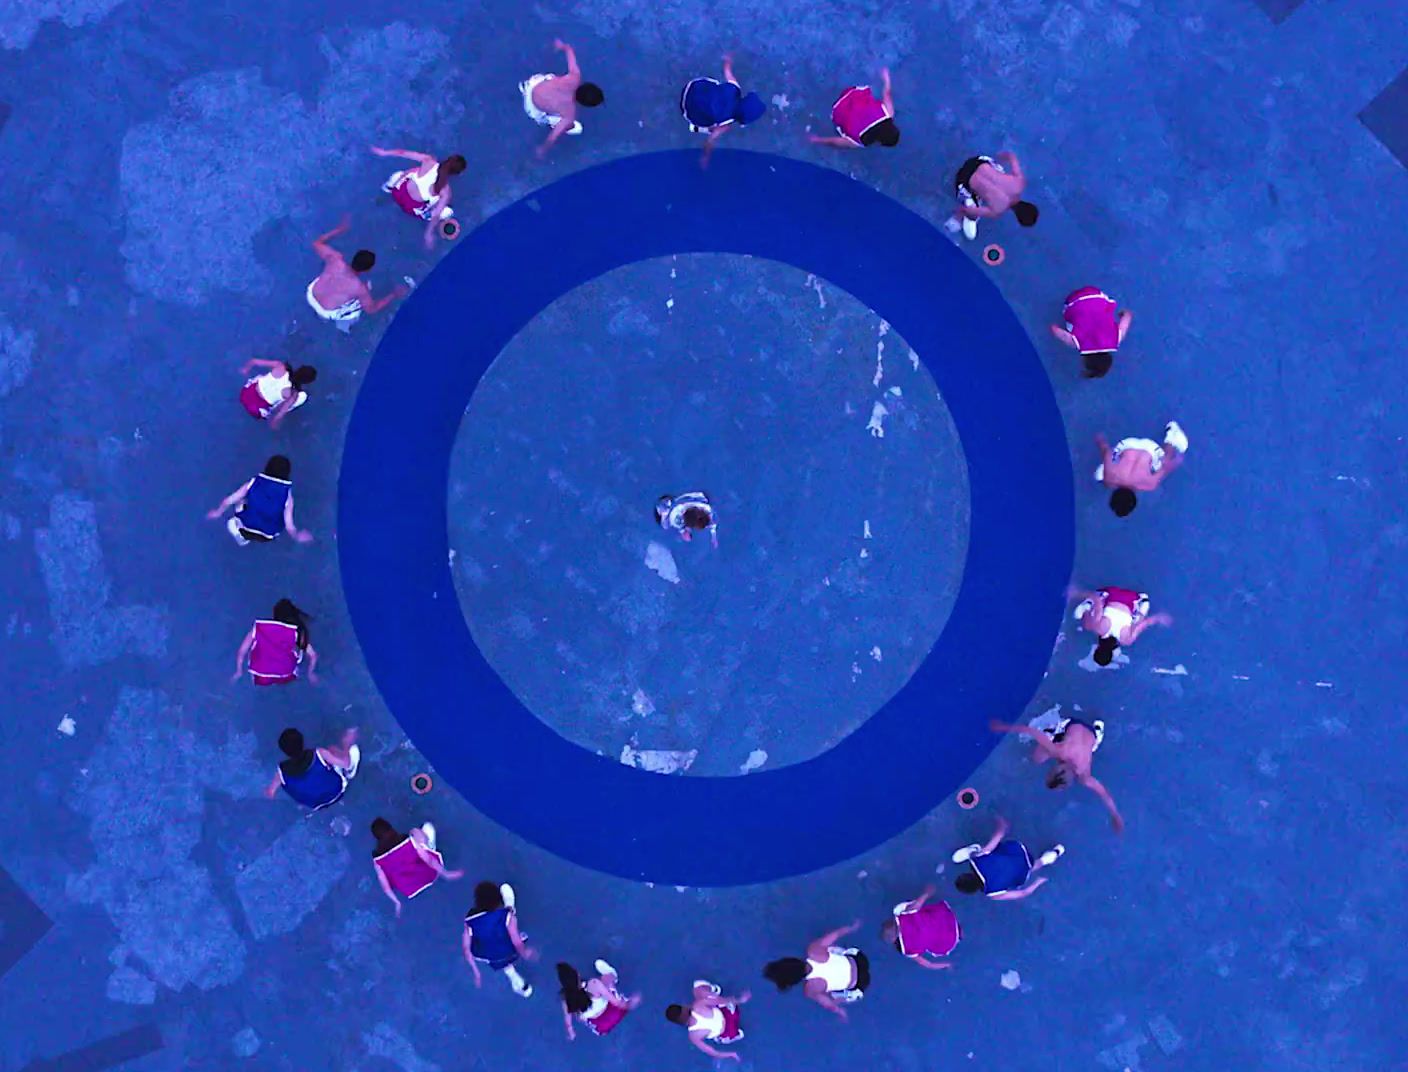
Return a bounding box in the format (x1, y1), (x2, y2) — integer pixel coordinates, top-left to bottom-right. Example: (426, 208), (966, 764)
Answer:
(1, 0), (1407, 1069)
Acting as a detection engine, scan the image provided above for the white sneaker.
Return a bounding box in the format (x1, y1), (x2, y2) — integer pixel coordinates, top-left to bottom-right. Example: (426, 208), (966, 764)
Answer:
(343, 744), (361, 779)
(566, 120), (584, 135)
(420, 822), (437, 850)
(962, 216), (978, 241)
(1072, 599), (1093, 621)
(951, 843), (982, 864)
(226, 517), (249, 545)
(594, 959), (616, 977)
(1038, 845), (1066, 867)
(499, 882), (516, 908)
(505, 964), (532, 997)
(1164, 421), (1188, 454)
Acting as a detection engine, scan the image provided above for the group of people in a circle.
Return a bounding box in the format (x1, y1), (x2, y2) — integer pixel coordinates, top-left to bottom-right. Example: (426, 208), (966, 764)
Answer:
(206, 38), (1192, 1059)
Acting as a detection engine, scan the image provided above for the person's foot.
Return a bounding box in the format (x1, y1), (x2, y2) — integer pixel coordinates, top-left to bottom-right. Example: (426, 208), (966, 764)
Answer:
(594, 959), (617, 977)
(1164, 420), (1188, 454)
(344, 743), (361, 779)
(1072, 598), (1094, 620)
(951, 843), (982, 864)
(567, 120), (584, 135)
(420, 822), (437, 849)
(499, 882), (516, 908)
(1038, 844), (1066, 867)
(225, 517), (249, 545)
(962, 216), (978, 241)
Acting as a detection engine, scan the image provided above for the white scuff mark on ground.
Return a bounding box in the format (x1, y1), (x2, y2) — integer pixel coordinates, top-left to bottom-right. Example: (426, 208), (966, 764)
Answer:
(860, 547), (870, 559)
(1000, 970), (1022, 990)
(665, 297), (675, 310)
(1314, 681), (1333, 688)
(851, 661), (862, 679)
(872, 319), (890, 387)
(863, 520), (872, 540)
(1333, 474), (1370, 488)
(631, 689), (655, 717)
(1152, 664), (1188, 676)
(644, 541), (680, 584)
(887, 385), (902, 397)
(448, 548), (456, 566)
(909, 348), (920, 371)
(619, 744), (697, 774)
(771, 93), (791, 111)
(843, 400), (855, 415)
(804, 273), (826, 308)
(739, 750), (768, 773)
(1027, 703), (1063, 738)
(870, 646), (882, 662)
(57, 715), (76, 736)
(866, 401), (888, 437)
(1232, 674), (1250, 681)
(670, 266), (677, 279)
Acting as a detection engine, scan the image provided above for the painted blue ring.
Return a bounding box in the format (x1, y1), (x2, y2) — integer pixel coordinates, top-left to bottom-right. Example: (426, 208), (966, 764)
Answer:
(339, 149), (1073, 886)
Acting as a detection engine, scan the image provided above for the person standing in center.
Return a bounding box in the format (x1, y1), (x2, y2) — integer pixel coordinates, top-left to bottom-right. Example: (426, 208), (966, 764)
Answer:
(522, 39), (604, 159)
(681, 54), (767, 168)
(207, 455), (313, 545)
(370, 817), (463, 917)
(810, 69), (899, 150)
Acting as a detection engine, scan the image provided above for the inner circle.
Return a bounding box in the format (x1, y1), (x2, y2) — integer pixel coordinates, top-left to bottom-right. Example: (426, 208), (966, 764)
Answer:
(450, 254), (970, 776)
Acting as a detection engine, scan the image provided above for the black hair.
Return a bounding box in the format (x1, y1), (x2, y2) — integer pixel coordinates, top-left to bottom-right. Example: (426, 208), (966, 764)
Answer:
(1109, 488), (1137, 517)
(557, 963), (591, 1014)
(664, 1004), (689, 1026)
(880, 919), (899, 943)
(682, 506), (711, 530)
(350, 249), (376, 272)
(861, 117), (900, 148)
(264, 455), (292, 480)
(1013, 201), (1039, 227)
(435, 154), (466, 192)
(370, 817), (404, 855)
(954, 871), (984, 894)
(272, 598), (312, 648)
(1093, 635), (1120, 666)
(1047, 766), (1070, 789)
(762, 957), (809, 991)
(277, 727), (305, 756)
(575, 83), (604, 107)
(472, 881), (505, 914)
(1082, 351), (1114, 378)
(290, 365), (318, 388)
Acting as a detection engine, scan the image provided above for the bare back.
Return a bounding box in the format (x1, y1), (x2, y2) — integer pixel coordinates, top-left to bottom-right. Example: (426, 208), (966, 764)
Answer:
(311, 257), (371, 307)
(1104, 448), (1161, 491)
(969, 164), (1026, 213)
(532, 74), (580, 121)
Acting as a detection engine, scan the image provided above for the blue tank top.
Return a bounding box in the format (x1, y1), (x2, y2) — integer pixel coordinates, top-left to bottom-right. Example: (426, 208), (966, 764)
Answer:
(239, 474), (290, 538)
(465, 906), (517, 968)
(972, 839), (1031, 894)
(279, 752), (345, 810)
(682, 78), (742, 130)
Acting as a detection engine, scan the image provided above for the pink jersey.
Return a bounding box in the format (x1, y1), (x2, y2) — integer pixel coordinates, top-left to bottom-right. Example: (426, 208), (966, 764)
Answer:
(1062, 286), (1119, 353)
(831, 86), (888, 144)
(248, 620), (300, 684)
(374, 837), (442, 899)
(895, 901), (960, 957)
(1101, 586), (1142, 611)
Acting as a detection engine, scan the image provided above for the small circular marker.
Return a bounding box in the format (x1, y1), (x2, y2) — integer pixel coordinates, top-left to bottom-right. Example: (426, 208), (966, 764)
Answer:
(957, 787), (979, 809)
(439, 218), (460, 240)
(411, 772), (433, 795)
(982, 244), (1005, 266)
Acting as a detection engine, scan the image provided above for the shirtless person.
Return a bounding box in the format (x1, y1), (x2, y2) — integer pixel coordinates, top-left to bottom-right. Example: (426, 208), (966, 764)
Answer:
(990, 717), (1124, 832)
(306, 217), (406, 332)
(1095, 422), (1188, 516)
(947, 151), (1039, 240)
(522, 39), (604, 159)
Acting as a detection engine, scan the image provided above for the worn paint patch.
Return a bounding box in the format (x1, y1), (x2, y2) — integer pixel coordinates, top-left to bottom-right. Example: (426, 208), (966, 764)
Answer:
(0, 315), (36, 397)
(235, 819), (351, 940)
(0, 0), (128, 50)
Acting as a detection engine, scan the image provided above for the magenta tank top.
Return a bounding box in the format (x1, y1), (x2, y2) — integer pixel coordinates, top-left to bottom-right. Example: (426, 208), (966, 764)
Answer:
(831, 86), (887, 144)
(1062, 286), (1118, 353)
(896, 902), (960, 956)
(249, 620), (300, 679)
(374, 837), (441, 898)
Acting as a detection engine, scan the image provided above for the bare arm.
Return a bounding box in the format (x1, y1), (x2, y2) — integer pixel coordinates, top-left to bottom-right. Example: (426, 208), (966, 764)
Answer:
(361, 284), (408, 316)
(283, 493), (312, 543)
(302, 642), (319, 684)
(999, 151), (1024, 180)
(803, 981), (849, 1020)
(507, 911), (537, 960)
(231, 628), (255, 681)
(913, 955), (954, 971)
(561, 1001), (577, 1040)
(375, 864), (402, 916)
(980, 816), (1011, 855)
(369, 145), (434, 165)
(462, 925), (483, 986)
(1117, 309), (1133, 342)
(1048, 324), (1079, 349)
(554, 38), (580, 76)
(1081, 774), (1125, 833)
(689, 1033), (741, 1060)
(311, 216), (350, 263)
(809, 134), (861, 150)
(880, 67), (894, 114)
(207, 479), (253, 519)
(807, 920), (860, 960)
(1126, 614), (1171, 643)
(241, 357), (282, 375)
(989, 720), (1058, 758)
(721, 54), (737, 83)
(991, 876), (1047, 900)
(263, 769), (283, 799)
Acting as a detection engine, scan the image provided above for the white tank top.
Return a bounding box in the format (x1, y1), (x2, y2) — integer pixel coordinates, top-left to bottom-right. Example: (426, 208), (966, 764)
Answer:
(690, 1007), (725, 1038)
(410, 165), (440, 202)
(1101, 601), (1133, 638)
(257, 370), (291, 406)
(582, 993), (608, 1020)
(806, 952), (853, 992)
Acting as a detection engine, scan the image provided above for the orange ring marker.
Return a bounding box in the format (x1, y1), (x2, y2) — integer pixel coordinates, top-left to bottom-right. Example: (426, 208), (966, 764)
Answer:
(411, 772), (433, 795)
(439, 218), (460, 240)
(957, 787), (979, 809)
(982, 244), (1005, 266)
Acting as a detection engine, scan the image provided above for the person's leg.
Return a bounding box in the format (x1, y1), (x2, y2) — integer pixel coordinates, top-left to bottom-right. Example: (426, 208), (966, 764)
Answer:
(499, 882), (516, 908)
(1034, 844), (1066, 869)
(225, 518), (251, 545)
(504, 963), (532, 996)
(593, 959), (618, 985)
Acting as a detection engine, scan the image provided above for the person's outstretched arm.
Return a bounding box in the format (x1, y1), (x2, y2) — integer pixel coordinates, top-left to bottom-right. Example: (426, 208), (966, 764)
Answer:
(809, 134), (860, 150)
(369, 145), (434, 164)
(1081, 774), (1125, 833)
(207, 480), (253, 519)
(263, 769), (283, 798)
(914, 955), (954, 971)
(282, 493), (313, 543)
(231, 628), (255, 681)
(999, 150), (1024, 179)
(690, 1033), (742, 1060)
(1049, 324), (1079, 349)
(462, 925), (484, 986)
(1126, 613), (1172, 643)
(312, 217), (350, 262)
(375, 865), (402, 916)
(880, 67), (894, 114)
(561, 1001), (577, 1040)
(554, 38), (580, 76)
(1117, 309), (1134, 342)
(804, 982), (849, 1021)
(302, 642), (320, 684)
(989, 720), (1058, 759)
(361, 283), (409, 315)
(241, 357), (282, 375)
(992, 875), (1047, 900)
(807, 920), (860, 960)
(722, 53), (737, 84)
(980, 816), (1011, 854)
(507, 912), (537, 960)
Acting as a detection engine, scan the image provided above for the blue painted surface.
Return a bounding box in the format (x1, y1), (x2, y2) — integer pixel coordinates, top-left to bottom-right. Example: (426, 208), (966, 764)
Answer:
(340, 150), (1073, 884)
(1360, 66), (1408, 167)
(0, 0), (1406, 1069)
